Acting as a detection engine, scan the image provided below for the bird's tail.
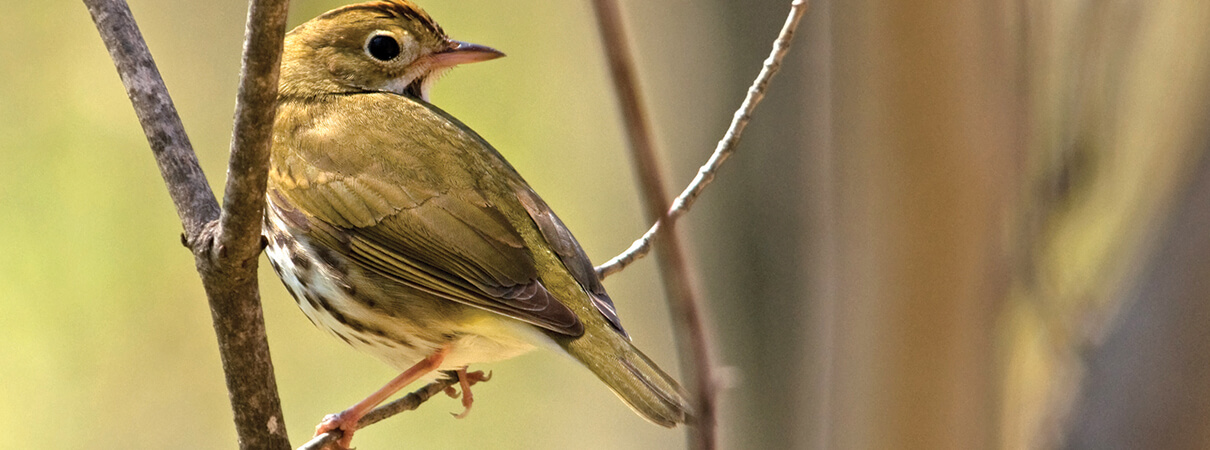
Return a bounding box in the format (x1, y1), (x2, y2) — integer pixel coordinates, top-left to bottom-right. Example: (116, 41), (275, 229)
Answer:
(560, 327), (693, 427)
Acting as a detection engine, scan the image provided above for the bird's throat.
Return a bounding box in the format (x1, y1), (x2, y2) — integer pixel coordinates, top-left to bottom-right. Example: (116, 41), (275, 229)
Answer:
(404, 75), (427, 101)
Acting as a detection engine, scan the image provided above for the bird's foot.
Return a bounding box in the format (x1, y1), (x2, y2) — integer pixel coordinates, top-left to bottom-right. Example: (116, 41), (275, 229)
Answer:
(444, 368), (492, 418)
(315, 410), (360, 449)
(313, 347), (450, 449)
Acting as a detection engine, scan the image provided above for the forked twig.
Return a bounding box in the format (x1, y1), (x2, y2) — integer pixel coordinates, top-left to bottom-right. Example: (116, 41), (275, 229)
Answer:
(84, 0), (292, 448)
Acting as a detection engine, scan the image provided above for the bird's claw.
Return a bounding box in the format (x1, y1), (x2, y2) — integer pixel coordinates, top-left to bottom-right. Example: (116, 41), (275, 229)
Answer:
(465, 370), (492, 384)
(446, 368), (492, 418)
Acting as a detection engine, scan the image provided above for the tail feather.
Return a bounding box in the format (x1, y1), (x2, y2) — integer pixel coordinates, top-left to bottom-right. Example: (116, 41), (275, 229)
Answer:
(561, 329), (693, 427)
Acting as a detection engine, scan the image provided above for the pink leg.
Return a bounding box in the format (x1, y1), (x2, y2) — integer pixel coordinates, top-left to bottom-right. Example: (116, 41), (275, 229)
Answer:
(315, 347), (448, 449)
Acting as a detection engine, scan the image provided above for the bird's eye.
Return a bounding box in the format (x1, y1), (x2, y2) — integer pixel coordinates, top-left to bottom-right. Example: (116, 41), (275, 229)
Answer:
(365, 34), (401, 61)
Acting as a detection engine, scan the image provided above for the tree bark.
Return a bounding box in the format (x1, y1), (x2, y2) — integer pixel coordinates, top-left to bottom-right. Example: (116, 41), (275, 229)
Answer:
(84, 0), (292, 448)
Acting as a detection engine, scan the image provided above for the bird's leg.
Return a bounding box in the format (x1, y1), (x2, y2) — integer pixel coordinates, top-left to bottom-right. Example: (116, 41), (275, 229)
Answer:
(316, 347), (449, 449)
(444, 368), (492, 418)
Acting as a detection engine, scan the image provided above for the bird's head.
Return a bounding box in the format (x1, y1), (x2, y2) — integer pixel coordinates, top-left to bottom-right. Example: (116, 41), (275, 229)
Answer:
(280, 0), (503, 102)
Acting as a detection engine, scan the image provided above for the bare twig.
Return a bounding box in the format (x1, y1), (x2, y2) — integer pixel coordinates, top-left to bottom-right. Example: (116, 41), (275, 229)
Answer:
(218, 0), (292, 263)
(200, 0), (293, 448)
(297, 378), (459, 450)
(84, 0), (292, 448)
(589, 1), (714, 448)
(590, 1), (810, 448)
(595, 0), (812, 280)
(82, 0), (219, 238)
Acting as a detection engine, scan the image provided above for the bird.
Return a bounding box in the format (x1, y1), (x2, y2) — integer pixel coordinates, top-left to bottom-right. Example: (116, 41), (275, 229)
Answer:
(262, 1), (691, 447)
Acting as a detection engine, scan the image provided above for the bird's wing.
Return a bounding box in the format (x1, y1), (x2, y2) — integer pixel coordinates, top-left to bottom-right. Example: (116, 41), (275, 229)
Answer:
(512, 187), (627, 336)
(270, 94), (588, 336)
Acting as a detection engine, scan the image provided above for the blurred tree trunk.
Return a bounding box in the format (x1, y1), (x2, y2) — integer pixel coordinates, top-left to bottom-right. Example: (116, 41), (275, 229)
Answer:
(694, 1), (1014, 448)
(824, 2), (1015, 449)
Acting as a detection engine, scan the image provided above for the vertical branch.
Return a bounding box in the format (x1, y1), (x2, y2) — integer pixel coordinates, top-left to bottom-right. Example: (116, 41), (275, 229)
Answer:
(201, 0), (293, 449)
(218, 0), (291, 261)
(826, 1), (1011, 448)
(587, 1), (718, 448)
(84, 0), (292, 448)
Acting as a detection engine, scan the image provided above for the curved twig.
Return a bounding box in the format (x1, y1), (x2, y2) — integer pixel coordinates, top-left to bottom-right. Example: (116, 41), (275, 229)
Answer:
(589, 1), (809, 448)
(595, 0), (811, 280)
(589, 0), (718, 446)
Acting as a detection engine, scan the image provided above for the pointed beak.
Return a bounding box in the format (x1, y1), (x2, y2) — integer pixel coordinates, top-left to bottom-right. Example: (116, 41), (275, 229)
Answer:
(397, 40), (504, 101)
(426, 39), (505, 70)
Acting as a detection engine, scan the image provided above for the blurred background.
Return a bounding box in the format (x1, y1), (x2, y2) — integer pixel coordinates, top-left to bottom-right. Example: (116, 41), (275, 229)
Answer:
(3, 0), (1210, 448)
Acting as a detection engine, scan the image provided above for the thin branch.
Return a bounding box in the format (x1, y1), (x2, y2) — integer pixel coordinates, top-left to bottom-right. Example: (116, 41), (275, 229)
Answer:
(84, 0), (293, 448)
(82, 0), (219, 239)
(198, 0), (293, 449)
(297, 378), (459, 450)
(218, 0), (292, 262)
(595, 0), (812, 280)
(589, 0), (717, 448)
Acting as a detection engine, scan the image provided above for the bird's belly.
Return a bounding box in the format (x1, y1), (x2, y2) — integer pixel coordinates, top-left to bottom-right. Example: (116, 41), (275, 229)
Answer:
(264, 219), (546, 373)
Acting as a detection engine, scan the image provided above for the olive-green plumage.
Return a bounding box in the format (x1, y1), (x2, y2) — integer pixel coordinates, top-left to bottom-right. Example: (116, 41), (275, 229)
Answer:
(263, 0), (691, 433)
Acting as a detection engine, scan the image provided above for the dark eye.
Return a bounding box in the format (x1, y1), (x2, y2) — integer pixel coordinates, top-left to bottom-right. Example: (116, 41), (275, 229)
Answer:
(366, 34), (400, 61)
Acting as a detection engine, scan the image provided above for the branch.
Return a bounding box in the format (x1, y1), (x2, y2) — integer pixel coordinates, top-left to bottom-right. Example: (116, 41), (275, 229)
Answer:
(589, 1), (721, 448)
(590, 1), (809, 448)
(82, 0), (219, 238)
(297, 378), (459, 450)
(84, 0), (293, 449)
(198, 0), (293, 448)
(595, 0), (811, 280)
(218, 0), (292, 262)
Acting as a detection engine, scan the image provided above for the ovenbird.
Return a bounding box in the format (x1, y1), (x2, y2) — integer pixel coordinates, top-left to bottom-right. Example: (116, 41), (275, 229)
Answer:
(263, 1), (691, 446)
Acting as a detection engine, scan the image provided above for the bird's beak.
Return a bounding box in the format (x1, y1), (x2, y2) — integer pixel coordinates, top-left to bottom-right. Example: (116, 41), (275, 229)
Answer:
(398, 40), (504, 101)
(426, 39), (505, 70)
